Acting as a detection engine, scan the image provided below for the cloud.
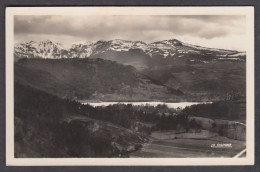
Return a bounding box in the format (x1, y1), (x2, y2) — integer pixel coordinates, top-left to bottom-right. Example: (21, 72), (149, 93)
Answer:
(14, 15), (246, 50)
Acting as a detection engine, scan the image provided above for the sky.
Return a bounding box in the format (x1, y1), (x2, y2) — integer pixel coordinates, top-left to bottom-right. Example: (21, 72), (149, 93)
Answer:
(14, 15), (246, 51)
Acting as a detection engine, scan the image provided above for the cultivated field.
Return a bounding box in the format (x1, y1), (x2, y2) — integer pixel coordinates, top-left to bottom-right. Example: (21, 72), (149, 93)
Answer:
(130, 131), (246, 158)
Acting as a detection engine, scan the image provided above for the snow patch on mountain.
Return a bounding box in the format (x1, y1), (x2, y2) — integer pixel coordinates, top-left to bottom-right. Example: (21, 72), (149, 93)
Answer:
(14, 39), (246, 61)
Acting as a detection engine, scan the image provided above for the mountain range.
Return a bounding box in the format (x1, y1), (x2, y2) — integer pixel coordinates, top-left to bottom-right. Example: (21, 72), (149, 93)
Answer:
(14, 38), (246, 102)
(14, 39), (246, 69)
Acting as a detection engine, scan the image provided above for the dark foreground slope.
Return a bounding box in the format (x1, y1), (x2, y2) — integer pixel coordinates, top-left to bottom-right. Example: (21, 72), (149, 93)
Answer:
(14, 83), (245, 158)
(14, 83), (147, 157)
(15, 58), (183, 101)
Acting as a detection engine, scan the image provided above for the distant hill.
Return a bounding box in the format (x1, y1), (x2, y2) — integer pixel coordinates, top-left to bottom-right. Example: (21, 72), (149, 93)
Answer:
(141, 60), (246, 101)
(15, 58), (183, 101)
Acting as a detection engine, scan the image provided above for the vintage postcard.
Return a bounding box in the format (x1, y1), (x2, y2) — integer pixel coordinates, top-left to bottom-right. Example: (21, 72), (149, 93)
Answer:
(5, 7), (254, 166)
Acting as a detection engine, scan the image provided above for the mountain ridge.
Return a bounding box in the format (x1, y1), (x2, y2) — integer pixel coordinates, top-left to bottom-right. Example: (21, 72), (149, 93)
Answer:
(14, 39), (246, 62)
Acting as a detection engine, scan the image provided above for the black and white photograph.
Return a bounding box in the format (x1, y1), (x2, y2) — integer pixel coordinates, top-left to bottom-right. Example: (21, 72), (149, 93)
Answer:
(5, 7), (254, 166)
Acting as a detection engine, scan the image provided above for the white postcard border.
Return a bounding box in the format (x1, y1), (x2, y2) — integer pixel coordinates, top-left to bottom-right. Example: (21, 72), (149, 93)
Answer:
(5, 6), (255, 166)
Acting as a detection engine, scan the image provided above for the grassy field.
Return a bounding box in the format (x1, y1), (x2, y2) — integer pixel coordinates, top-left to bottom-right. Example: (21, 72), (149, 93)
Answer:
(130, 131), (245, 158)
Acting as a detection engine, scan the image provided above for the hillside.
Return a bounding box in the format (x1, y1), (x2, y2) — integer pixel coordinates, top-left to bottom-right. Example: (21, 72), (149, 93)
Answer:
(142, 60), (246, 101)
(14, 83), (148, 157)
(15, 58), (183, 101)
(14, 83), (245, 158)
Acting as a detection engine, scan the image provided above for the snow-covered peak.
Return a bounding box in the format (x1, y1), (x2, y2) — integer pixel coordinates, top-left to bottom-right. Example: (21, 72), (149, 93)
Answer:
(14, 39), (245, 61)
(71, 41), (92, 48)
(151, 39), (182, 45)
(14, 40), (68, 59)
(35, 40), (65, 51)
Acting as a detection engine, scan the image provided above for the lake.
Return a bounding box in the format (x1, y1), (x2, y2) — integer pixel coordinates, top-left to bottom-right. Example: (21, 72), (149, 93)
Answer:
(82, 101), (212, 109)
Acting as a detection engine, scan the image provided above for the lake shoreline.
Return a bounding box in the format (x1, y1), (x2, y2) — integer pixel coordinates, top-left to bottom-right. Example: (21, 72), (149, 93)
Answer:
(79, 101), (213, 109)
(78, 99), (216, 103)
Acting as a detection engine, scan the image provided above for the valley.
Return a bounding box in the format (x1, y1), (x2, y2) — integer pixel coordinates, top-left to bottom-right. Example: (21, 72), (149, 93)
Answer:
(13, 38), (247, 158)
(14, 82), (246, 158)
